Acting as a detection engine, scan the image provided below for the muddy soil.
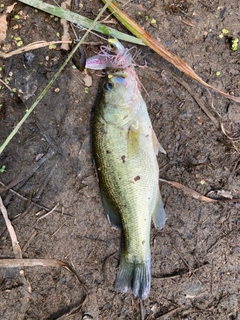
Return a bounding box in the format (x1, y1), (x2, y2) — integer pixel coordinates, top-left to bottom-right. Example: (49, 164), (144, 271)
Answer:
(0, 0), (240, 319)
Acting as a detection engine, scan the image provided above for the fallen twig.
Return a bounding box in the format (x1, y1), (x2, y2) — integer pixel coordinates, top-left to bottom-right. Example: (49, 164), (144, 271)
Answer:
(159, 178), (240, 203)
(60, 0), (71, 51)
(51, 220), (67, 238)
(139, 300), (145, 320)
(220, 122), (240, 142)
(0, 78), (14, 92)
(162, 307), (187, 319)
(37, 203), (59, 221)
(0, 41), (72, 59)
(0, 196), (22, 258)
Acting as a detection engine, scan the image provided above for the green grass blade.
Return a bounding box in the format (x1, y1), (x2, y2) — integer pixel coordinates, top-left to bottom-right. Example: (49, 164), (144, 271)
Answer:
(17, 0), (145, 46)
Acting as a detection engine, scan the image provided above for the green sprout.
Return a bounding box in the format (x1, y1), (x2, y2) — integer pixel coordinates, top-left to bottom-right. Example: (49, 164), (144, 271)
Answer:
(219, 29), (228, 38)
(49, 44), (56, 49)
(222, 28), (228, 35)
(14, 36), (23, 47)
(14, 14), (20, 19)
(84, 87), (89, 94)
(151, 18), (157, 24)
(56, 32), (60, 37)
(231, 38), (239, 51)
(0, 165), (6, 173)
(216, 71), (221, 76)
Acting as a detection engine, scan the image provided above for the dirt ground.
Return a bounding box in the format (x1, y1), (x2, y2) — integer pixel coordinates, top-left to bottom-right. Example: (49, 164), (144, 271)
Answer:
(0, 0), (240, 319)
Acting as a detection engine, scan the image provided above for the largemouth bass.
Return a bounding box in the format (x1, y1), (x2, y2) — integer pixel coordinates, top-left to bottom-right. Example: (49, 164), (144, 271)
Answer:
(88, 38), (166, 300)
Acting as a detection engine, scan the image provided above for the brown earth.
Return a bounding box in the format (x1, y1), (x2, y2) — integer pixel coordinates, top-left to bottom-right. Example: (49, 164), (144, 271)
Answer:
(0, 0), (240, 319)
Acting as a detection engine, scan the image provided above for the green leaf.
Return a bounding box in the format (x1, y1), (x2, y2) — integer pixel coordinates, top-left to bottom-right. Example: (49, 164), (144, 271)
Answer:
(0, 165), (6, 173)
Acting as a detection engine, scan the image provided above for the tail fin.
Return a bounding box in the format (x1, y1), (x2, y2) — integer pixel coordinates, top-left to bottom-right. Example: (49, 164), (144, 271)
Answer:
(115, 255), (151, 300)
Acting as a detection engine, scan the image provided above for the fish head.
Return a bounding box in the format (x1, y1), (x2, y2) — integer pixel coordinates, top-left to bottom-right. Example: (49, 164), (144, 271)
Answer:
(101, 71), (140, 126)
(102, 72), (130, 104)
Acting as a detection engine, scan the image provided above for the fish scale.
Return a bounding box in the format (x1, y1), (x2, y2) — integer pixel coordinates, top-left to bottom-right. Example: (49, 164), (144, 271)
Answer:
(94, 124), (153, 259)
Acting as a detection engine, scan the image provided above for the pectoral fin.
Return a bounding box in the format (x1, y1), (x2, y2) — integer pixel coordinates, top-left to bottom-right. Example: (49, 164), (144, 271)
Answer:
(152, 129), (166, 155)
(100, 187), (122, 229)
(130, 120), (139, 132)
(152, 192), (166, 230)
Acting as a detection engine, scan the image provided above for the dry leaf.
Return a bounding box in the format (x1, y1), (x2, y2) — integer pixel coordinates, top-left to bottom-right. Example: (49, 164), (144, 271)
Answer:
(83, 73), (92, 87)
(0, 3), (16, 41)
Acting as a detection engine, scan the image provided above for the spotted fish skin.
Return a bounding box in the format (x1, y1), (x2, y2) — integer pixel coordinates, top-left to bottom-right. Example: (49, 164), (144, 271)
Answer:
(92, 66), (166, 300)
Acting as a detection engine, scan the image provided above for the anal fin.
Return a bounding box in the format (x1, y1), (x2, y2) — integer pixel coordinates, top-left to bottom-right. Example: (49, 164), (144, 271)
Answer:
(152, 128), (166, 155)
(152, 191), (166, 230)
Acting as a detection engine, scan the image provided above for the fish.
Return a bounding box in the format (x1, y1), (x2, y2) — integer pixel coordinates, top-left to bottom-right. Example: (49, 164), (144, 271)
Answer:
(88, 38), (166, 300)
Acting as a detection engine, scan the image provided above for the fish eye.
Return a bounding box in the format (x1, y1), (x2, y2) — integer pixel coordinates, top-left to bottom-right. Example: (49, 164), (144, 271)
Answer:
(109, 43), (115, 50)
(104, 81), (114, 91)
